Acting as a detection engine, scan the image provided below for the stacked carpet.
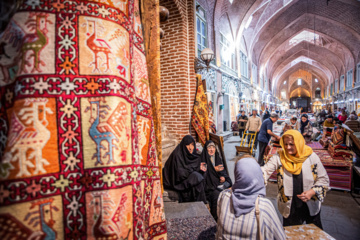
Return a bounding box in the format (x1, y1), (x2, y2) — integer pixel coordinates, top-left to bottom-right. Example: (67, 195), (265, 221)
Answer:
(313, 149), (352, 191)
(327, 143), (354, 160)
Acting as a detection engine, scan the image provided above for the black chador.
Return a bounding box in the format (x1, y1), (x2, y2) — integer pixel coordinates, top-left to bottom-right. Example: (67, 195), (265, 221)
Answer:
(163, 135), (206, 202)
(200, 140), (232, 220)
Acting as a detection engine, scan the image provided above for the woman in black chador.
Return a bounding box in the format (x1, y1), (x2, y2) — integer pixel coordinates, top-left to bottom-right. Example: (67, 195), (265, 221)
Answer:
(163, 135), (207, 202)
(201, 140), (232, 220)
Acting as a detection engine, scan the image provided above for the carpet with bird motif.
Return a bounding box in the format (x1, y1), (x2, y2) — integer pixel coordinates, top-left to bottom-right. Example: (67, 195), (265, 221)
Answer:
(0, 0), (167, 239)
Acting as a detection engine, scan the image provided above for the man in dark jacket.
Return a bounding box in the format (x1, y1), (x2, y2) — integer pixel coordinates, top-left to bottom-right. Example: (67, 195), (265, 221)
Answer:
(238, 111), (248, 139)
(257, 113), (281, 166)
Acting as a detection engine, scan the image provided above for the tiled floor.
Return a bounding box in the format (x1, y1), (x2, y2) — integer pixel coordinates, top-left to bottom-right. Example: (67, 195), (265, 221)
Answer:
(224, 134), (360, 240)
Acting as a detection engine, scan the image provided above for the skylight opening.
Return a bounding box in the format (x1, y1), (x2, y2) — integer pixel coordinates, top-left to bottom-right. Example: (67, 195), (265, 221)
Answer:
(229, 0), (233, 4)
(315, 78), (318, 82)
(298, 78), (302, 85)
(284, 81), (287, 85)
(290, 56), (313, 67)
(289, 30), (321, 47)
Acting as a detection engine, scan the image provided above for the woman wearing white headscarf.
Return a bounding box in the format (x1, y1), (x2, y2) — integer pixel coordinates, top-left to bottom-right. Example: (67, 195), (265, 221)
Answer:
(216, 156), (285, 240)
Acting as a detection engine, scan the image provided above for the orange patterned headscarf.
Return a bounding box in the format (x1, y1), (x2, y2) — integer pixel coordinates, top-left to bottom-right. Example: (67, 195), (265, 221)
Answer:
(278, 130), (313, 175)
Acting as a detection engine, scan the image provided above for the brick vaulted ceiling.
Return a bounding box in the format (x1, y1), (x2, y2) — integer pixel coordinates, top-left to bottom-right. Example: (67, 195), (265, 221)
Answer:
(214, 0), (360, 98)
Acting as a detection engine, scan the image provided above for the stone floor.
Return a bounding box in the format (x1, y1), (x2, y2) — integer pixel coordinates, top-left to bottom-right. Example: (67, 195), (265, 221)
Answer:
(224, 134), (360, 240)
(164, 202), (216, 240)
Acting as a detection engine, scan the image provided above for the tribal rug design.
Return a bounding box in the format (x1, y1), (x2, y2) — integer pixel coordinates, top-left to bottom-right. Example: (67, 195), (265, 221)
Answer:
(191, 74), (209, 145)
(0, 1), (166, 239)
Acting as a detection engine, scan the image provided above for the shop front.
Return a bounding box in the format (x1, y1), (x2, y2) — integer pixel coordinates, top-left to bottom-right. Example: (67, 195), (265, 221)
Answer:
(203, 69), (218, 129)
(312, 101), (322, 112)
(222, 75), (240, 131)
(239, 87), (251, 114)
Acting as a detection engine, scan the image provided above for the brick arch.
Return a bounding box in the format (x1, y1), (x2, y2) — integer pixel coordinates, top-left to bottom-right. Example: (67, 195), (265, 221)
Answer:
(234, 0), (265, 46)
(269, 51), (339, 85)
(264, 31), (353, 71)
(219, 13), (235, 40)
(250, 1), (360, 64)
(213, 0), (228, 32)
(257, 15), (359, 74)
(312, 79), (325, 99)
(251, 14), (360, 93)
(264, 35), (349, 80)
(279, 84), (289, 100)
(290, 88), (311, 98)
(269, 47), (342, 84)
(289, 74), (311, 93)
(274, 63), (329, 96)
(213, 12), (235, 65)
(274, 62), (331, 91)
(214, 0), (259, 57)
(239, 35), (248, 55)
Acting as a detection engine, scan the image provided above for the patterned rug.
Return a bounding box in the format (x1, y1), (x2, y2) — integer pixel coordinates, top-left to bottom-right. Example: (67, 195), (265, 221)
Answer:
(0, 1), (166, 239)
(313, 150), (352, 168)
(313, 150), (352, 191)
(191, 74), (209, 145)
(306, 142), (326, 150)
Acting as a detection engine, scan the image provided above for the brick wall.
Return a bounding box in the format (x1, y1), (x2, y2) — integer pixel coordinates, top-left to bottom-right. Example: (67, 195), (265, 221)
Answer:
(160, 0), (196, 142)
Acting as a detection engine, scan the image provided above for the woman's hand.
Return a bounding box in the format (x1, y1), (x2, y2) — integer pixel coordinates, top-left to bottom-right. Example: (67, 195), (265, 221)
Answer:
(219, 176), (225, 183)
(200, 162), (207, 172)
(297, 189), (316, 202)
(302, 132), (306, 136)
(214, 165), (224, 172)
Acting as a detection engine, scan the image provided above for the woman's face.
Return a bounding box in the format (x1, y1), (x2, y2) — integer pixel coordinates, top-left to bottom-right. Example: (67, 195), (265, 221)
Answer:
(290, 119), (296, 124)
(207, 145), (216, 156)
(301, 117), (307, 122)
(283, 136), (297, 155)
(186, 142), (194, 153)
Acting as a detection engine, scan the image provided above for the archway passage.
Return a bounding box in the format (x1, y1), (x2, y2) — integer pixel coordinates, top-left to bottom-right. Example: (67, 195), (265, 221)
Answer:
(220, 0), (360, 112)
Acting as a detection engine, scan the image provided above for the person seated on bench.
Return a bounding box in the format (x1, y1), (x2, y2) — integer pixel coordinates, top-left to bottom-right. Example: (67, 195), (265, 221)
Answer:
(216, 155), (285, 240)
(163, 135), (207, 203)
(201, 140), (232, 221)
(322, 115), (335, 137)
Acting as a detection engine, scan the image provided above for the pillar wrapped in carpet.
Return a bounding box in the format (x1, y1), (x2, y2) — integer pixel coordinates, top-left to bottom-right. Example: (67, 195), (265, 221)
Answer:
(0, 0), (167, 239)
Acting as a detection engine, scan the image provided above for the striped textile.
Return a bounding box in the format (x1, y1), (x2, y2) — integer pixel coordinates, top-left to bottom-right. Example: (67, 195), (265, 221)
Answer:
(216, 189), (286, 240)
